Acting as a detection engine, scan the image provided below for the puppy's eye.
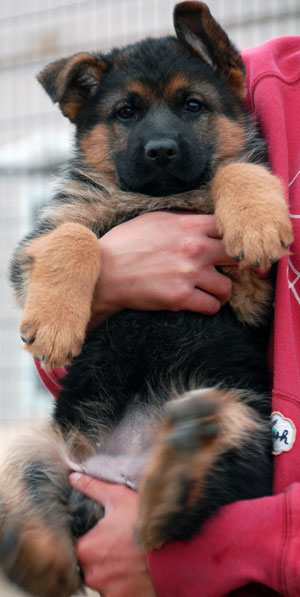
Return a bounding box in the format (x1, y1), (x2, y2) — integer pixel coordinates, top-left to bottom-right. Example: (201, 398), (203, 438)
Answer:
(184, 99), (204, 113)
(116, 106), (136, 121)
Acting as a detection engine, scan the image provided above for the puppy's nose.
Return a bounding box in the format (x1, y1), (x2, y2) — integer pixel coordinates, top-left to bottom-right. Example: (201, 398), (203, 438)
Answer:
(145, 138), (178, 166)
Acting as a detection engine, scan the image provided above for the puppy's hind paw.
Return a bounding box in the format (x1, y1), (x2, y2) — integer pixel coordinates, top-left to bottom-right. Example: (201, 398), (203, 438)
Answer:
(136, 388), (223, 550)
(0, 517), (81, 597)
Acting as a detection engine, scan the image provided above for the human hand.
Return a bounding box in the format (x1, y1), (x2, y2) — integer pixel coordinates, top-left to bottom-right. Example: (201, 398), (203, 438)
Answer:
(91, 211), (236, 324)
(69, 474), (156, 597)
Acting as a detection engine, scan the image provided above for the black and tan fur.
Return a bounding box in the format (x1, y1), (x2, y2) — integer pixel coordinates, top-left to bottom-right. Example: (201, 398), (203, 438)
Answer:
(1, 2), (293, 596)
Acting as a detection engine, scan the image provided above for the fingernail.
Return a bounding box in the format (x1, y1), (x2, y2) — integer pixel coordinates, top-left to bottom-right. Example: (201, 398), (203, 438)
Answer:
(69, 472), (82, 482)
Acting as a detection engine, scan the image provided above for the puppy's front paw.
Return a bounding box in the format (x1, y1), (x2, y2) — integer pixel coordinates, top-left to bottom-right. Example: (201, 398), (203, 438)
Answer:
(19, 222), (101, 368)
(136, 388), (223, 550)
(214, 163), (293, 267)
(220, 201), (292, 267)
(20, 300), (89, 368)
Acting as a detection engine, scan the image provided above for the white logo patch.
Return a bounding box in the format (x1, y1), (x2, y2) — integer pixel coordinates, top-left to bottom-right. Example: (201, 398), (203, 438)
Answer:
(272, 411), (296, 455)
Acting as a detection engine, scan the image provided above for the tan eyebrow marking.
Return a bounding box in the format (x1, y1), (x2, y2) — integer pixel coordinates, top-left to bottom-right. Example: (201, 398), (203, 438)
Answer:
(126, 80), (153, 101)
(163, 73), (191, 99)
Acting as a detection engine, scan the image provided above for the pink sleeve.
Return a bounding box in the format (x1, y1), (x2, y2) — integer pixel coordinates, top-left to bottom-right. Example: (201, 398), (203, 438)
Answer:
(147, 484), (300, 596)
(34, 359), (67, 398)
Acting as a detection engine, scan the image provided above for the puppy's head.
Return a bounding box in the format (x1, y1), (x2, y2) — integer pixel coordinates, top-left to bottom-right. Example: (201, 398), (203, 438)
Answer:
(38, 2), (247, 197)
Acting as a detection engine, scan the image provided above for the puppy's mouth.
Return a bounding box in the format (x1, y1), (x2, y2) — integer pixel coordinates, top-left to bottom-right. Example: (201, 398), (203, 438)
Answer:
(119, 167), (212, 197)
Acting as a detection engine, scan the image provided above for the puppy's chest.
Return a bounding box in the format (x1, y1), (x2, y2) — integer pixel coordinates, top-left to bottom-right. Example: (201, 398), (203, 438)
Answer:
(49, 176), (214, 235)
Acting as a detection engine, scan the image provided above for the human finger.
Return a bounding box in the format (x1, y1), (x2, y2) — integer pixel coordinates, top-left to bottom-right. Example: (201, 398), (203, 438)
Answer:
(195, 269), (232, 304)
(204, 236), (237, 266)
(69, 473), (112, 504)
(182, 288), (221, 314)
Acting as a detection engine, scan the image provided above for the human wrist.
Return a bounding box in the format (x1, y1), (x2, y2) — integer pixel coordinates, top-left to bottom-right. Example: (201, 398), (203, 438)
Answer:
(89, 237), (122, 326)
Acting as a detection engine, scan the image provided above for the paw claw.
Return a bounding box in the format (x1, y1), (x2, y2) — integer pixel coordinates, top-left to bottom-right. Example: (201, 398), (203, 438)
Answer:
(233, 251), (244, 262)
(20, 335), (35, 344)
(251, 256), (261, 268)
(267, 253), (279, 264)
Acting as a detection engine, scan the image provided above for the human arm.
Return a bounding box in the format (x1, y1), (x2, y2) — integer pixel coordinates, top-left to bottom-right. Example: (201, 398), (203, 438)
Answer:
(35, 211), (235, 395)
(35, 210), (268, 396)
(69, 473), (300, 597)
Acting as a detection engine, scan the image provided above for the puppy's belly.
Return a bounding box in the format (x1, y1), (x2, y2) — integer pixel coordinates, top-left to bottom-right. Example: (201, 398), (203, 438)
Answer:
(81, 402), (159, 489)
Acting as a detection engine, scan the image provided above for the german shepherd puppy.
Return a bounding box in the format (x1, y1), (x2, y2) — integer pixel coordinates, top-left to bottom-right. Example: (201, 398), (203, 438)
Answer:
(1, 2), (292, 596)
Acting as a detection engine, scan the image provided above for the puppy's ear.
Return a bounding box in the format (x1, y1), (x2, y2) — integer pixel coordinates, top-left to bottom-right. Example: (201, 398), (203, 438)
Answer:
(174, 2), (245, 99)
(37, 53), (106, 122)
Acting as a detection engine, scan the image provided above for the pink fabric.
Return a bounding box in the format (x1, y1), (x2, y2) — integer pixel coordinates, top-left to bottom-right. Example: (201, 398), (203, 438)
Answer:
(148, 488), (289, 596)
(35, 360), (66, 398)
(242, 37), (300, 495)
(35, 37), (300, 595)
(148, 483), (300, 597)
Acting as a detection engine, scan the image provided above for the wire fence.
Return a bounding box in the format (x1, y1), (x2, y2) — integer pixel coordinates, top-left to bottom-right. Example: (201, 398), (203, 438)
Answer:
(0, 0), (299, 422)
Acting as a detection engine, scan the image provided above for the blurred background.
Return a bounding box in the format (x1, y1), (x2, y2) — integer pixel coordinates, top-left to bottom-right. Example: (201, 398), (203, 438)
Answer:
(0, 0), (299, 595)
